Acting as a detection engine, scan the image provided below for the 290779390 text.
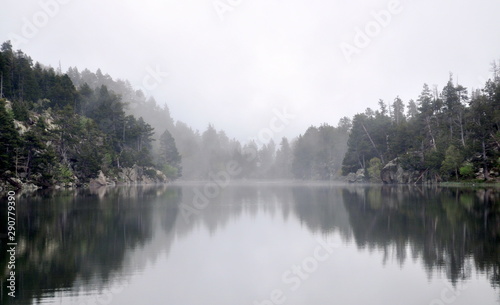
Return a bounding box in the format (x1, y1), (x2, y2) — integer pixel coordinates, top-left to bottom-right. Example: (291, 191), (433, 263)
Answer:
(6, 190), (17, 298)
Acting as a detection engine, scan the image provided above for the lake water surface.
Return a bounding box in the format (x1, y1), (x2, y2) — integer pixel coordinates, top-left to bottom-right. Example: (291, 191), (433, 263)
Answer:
(1, 182), (499, 305)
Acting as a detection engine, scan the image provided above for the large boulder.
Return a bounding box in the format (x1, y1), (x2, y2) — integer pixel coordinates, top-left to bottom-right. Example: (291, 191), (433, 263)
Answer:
(381, 158), (424, 184)
(89, 170), (108, 188)
(347, 168), (366, 183)
(380, 159), (399, 184)
(118, 166), (169, 184)
(119, 166), (141, 183)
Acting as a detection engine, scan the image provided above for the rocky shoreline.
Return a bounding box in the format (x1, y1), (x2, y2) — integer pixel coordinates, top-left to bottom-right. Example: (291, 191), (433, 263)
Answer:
(346, 157), (499, 184)
(1, 165), (169, 192)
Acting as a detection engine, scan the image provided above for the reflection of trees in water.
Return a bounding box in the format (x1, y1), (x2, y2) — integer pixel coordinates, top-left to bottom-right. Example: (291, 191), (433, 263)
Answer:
(0, 185), (177, 305)
(159, 187), (182, 234)
(1, 184), (498, 304)
(340, 186), (500, 288)
(0, 184), (297, 304)
(291, 185), (352, 240)
(172, 184), (295, 238)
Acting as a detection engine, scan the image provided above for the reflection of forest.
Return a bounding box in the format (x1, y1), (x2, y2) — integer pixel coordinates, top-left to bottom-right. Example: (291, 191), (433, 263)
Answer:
(340, 186), (500, 289)
(0, 184), (498, 304)
(0, 185), (180, 305)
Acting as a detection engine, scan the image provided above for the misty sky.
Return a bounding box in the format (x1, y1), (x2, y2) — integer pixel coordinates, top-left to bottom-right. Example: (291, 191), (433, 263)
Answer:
(1, 0), (500, 142)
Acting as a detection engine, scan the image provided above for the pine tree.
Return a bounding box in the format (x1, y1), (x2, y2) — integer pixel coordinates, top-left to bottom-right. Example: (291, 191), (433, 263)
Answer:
(441, 145), (462, 180)
(274, 137), (293, 179)
(158, 129), (181, 179)
(0, 99), (20, 175)
(392, 96), (405, 124)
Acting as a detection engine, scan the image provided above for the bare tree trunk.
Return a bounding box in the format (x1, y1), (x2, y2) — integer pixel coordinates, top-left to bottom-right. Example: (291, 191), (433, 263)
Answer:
(449, 117), (453, 140)
(482, 139), (489, 180)
(426, 117), (437, 151)
(117, 147), (123, 169)
(490, 132), (500, 149)
(361, 123), (384, 164)
(458, 112), (465, 147)
(459, 123), (465, 147)
(357, 154), (363, 169)
(25, 150), (32, 179)
(14, 148), (19, 177)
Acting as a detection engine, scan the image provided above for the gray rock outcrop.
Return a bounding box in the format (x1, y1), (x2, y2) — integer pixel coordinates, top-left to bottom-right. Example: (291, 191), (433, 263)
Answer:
(380, 158), (428, 184)
(347, 168), (366, 183)
(89, 165), (169, 188)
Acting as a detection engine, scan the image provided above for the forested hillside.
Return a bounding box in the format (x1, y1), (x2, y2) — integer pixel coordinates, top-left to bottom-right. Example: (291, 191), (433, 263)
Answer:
(1, 39), (499, 189)
(0, 41), (177, 189)
(63, 61), (351, 181)
(342, 72), (500, 183)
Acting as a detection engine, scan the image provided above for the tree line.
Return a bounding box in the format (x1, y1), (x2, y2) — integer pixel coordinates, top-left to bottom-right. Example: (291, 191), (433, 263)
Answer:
(342, 70), (500, 182)
(1, 39), (499, 187)
(0, 41), (181, 187)
(64, 60), (350, 181)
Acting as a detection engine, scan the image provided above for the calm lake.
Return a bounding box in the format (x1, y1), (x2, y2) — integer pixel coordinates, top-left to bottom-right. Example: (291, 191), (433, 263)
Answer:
(1, 182), (499, 305)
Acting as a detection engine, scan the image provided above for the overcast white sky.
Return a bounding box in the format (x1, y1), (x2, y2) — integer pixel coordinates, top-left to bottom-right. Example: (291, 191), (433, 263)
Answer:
(1, 0), (500, 141)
